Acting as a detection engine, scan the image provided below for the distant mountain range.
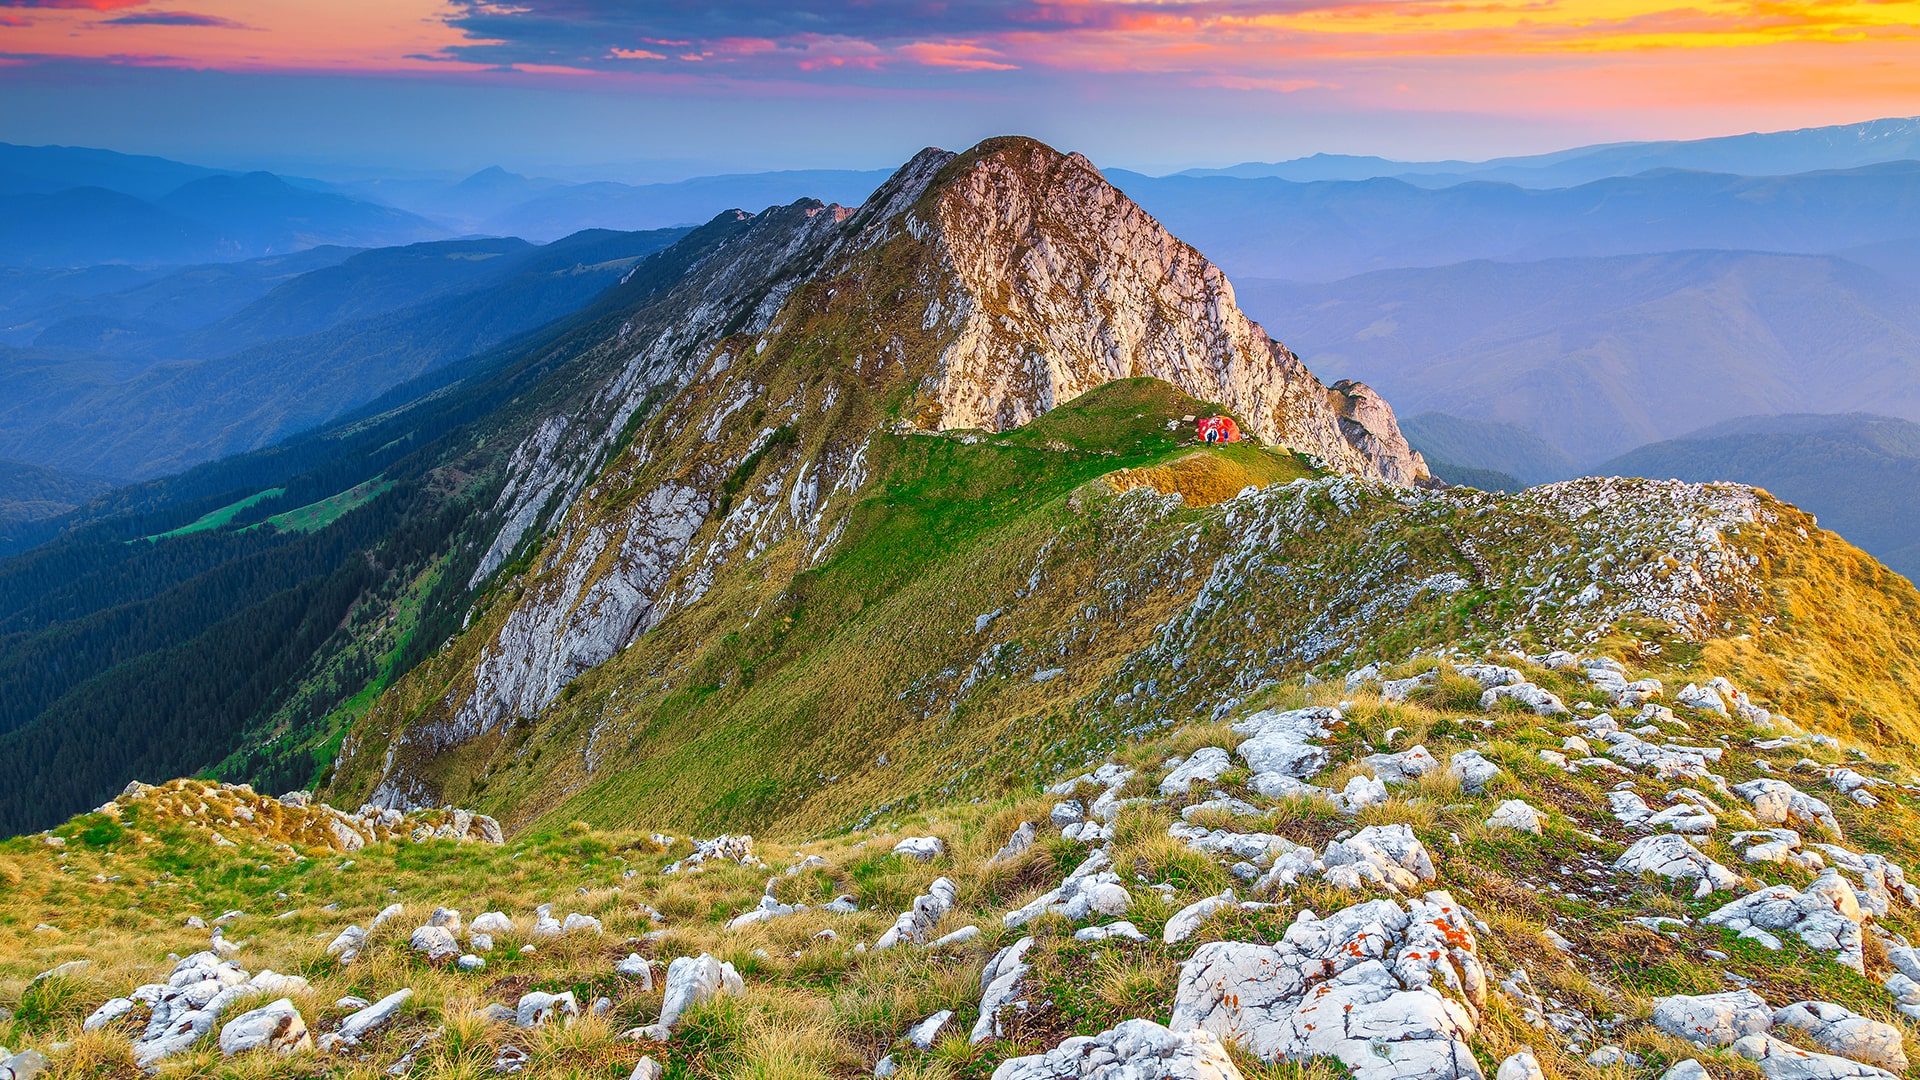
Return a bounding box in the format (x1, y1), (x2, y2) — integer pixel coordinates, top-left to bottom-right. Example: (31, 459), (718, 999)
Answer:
(1235, 249), (1920, 461)
(0, 227), (687, 480)
(0, 145), (446, 265)
(1110, 162), (1920, 283)
(1179, 116), (1920, 188)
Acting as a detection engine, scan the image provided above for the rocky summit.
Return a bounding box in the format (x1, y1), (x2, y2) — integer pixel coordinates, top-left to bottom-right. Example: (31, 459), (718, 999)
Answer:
(3, 136), (1920, 1080)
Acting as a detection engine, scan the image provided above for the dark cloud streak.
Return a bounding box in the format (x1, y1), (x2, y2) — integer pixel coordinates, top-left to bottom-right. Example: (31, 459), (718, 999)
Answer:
(101, 10), (250, 27)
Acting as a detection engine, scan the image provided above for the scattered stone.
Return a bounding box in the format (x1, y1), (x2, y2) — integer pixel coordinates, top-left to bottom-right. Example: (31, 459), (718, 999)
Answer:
(1614, 835), (1740, 897)
(1496, 1050), (1545, 1080)
(323, 989), (412, 1052)
(1486, 800), (1543, 834)
(1734, 779), (1841, 837)
(1005, 849), (1130, 926)
(1773, 1001), (1908, 1071)
(616, 954), (655, 989)
(562, 913), (603, 934)
(1165, 890), (1239, 944)
(1320, 823), (1436, 894)
(630, 1057), (664, 1080)
(906, 1010), (954, 1050)
(1482, 682), (1569, 715)
(990, 1019), (1244, 1080)
(1362, 745), (1441, 786)
(931, 925), (980, 948)
(1732, 1034), (1899, 1080)
(1170, 892), (1486, 1080)
(457, 954), (485, 971)
(471, 911), (514, 935)
(1448, 750), (1500, 794)
(1074, 921), (1147, 942)
(876, 877), (958, 950)
(1662, 1061), (1710, 1080)
(991, 822), (1036, 863)
(1651, 990), (1773, 1046)
(409, 925), (460, 961)
(893, 836), (945, 861)
(515, 991), (579, 1029)
(971, 936), (1035, 1044)
(1704, 869), (1867, 972)
(651, 954), (743, 1037)
(326, 925), (366, 962)
(1162, 747), (1234, 795)
(218, 998), (311, 1056)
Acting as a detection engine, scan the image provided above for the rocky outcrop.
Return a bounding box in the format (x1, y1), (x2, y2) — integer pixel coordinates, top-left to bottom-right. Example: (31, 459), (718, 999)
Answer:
(926, 139), (1425, 485)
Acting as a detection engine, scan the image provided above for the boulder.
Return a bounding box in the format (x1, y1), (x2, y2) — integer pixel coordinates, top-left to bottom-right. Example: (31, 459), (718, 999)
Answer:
(1165, 890), (1239, 944)
(325, 925), (367, 962)
(1662, 1061), (1710, 1080)
(1773, 1002), (1907, 1071)
(1363, 746), (1441, 786)
(1704, 869), (1867, 972)
(427, 906), (461, 931)
(971, 936), (1035, 1044)
(1447, 750), (1500, 794)
(562, 913), (602, 934)
(1321, 824), (1436, 895)
(1170, 893), (1487, 1080)
(1734, 780), (1841, 837)
(1614, 835), (1740, 898)
(1162, 747), (1234, 795)
(0, 1050), (47, 1080)
(1651, 990), (1773, 1046)
(409, 925), (460, 961)
(1480, 683), (1568, 715)
(1495, 1051), (1545, 1080)
(990, 1018), (1244, 1080)
(1731, 1034), (1899, 1080)
(470, 911), (514, 935)
(875, 877), (958, 950)
(218, 998), (311, 1056)
(616, 953), (655, 989)
(631, 1058), (664, 1080)
(654, 954), (743, 1035)
(907, 1009), (955, 1050)
(893, 836), (945, 861)
(1005, 850), (1130, 927)
(514, 990), (579, 1029)
(1485, 801), (1543, 834)
(991, 822), (1037, 863)
(319, 988), (412, 1051)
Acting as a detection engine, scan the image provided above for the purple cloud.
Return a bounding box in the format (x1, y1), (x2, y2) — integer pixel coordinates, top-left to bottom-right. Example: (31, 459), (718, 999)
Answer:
(101, 10), (249, 27)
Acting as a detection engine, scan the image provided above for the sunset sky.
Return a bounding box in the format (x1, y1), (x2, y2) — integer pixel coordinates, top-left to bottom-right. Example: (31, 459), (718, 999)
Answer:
(2, 0), (1917, 176)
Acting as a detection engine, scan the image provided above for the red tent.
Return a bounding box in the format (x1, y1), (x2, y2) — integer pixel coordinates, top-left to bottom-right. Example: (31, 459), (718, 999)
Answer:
(1196, 416), (1242, 444)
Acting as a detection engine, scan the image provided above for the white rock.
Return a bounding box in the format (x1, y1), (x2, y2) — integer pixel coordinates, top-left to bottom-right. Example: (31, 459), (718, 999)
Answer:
(370, 903), (403, 932)
(470, 911), (514, 935)
(1614, 835), (1740, 897)
(1485, 801), (1543, 834)
(82, 997), (138, 1032)
(457, 954), (485, 971)
(1165, 890), (1239, 944)
(409, 925), (460, 961)
(1662, 1060), (1710, 1080)
(971, 937), (1035, 1044)
(1320, 824), (1436, 895)
(1481, 682), (1568, 715)
(630, 1057), (664, 1080)
(1773, 1001), (1908, 1071)
(1170, 892), (1486, 1080)
(1162, 747), (1234, 795)
(515, 990), (579, 1029)
(1448, 750), (1500, 794)
(1075, 921), (1146, 942)
(1732, 1033), (1899, 1080)
(1651, 990), (1773, 1046)
(876, 877), (958, 950)
(616, 954), (655, 989)
(1734, 780), (1841, 837)
(218, 998), (310, 1056)
(1704, 869), (1866, 972)
(1496, 1051), (1544, 1080)
(907, 1009), (955, 1050)
(427, 906), (461, 931)
(562, 913), (602, 934)
(322, 988), (412, 1050)
(989, 1018), (1244, 1080)
(991, 822), (1037, 863)
(893, 836), (945, 861)
(930, 925), (980, 948)
(653, 954), (743, 1036)
(1363, 745), (1441, 786)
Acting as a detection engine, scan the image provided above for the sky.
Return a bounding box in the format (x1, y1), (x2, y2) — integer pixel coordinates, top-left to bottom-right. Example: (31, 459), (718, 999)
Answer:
(2, 0), (1918, 178)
